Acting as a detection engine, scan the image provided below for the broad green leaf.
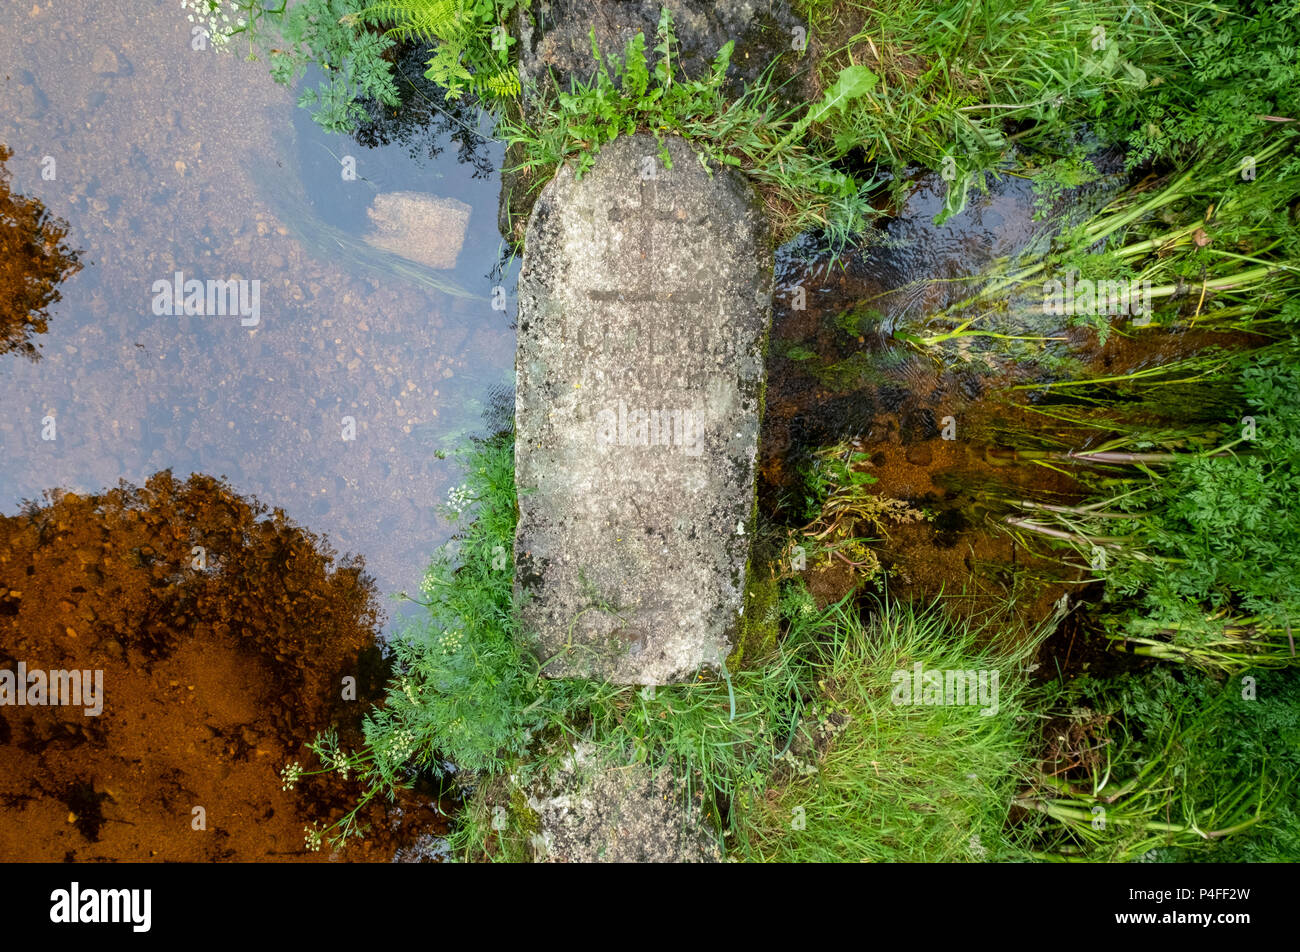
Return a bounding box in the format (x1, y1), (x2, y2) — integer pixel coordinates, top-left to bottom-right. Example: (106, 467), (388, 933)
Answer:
(806, 64), (879, 126)
(776, 64), (878, 148)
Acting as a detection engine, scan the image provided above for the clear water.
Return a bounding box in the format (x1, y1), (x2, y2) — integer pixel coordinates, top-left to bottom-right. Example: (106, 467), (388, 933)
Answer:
(0, 1), (515, 632)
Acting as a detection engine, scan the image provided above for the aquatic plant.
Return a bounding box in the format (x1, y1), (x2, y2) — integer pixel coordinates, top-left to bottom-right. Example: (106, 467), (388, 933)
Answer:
(903, 135), (1300, 358)
(1018, 666), (1300, 862)
(787, 440), (927, 581)
(997, 344), (1300, 673)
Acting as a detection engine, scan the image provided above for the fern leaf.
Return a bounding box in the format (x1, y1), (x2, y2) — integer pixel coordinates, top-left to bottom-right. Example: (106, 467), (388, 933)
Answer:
(356, 0), (468, 43)
(479, 68), (521, 99)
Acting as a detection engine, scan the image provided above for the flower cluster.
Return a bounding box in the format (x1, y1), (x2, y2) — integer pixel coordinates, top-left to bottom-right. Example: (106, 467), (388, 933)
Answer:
(304, 823), (323, 852)
(327, 750), (351, 781)
(396, 675), (419, 704)
(180, 0), (245, 51)
(445, 483), (473, 516)
(280, 760), (303, 791)
(386, 727), (416, 763)
(438, 628), (465, 655)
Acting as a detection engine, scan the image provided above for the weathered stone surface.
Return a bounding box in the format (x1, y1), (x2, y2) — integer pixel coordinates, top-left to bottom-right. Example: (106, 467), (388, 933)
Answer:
(515, 133), (772, 684)
(525, 744), (722, 862)
(363, 191), (470, 270)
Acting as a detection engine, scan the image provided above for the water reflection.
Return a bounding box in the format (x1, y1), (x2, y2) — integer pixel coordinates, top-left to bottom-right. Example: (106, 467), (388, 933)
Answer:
(0, 144), (83, 360)
(0, 2), (514, 631)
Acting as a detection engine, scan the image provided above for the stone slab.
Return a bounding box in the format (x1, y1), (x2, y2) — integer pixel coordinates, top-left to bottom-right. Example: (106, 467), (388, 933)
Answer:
(514, 133), (771, 683)
(525, 744), (722, 862)
(364, 191), (470, 270)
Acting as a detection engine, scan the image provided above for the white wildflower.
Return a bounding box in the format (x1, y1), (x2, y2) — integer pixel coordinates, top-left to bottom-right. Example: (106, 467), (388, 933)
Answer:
(304, 823), (323, 852)
(179, 0), (238, 49)
(445, 483), (473, 516)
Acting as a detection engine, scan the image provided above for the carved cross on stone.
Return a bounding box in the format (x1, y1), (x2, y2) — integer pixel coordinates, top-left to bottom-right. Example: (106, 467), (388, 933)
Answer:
(591, 174), (703, 304)
(609, 174), (677, 253)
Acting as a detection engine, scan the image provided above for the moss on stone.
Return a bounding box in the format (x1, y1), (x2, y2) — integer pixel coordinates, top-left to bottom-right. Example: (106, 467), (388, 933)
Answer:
(729, 564), (780, 670)
(509, 784), (542, 837)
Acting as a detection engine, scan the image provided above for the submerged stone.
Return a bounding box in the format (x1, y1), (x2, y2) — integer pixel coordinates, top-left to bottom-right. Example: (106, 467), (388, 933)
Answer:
(515, 133), (772, 683)
(363, 191), (470, 270)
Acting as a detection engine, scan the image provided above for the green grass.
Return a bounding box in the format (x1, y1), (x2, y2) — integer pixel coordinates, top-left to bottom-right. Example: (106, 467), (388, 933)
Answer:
(796, 0), (1300, 220)
(736, 594), (1051, 862)
(222, 0), (402, 133)
(796, 0), (1186, 218)
(450, 583), (1057, 863)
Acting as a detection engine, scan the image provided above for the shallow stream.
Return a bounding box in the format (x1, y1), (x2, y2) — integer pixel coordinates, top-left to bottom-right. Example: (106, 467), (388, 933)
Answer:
(1, 2), (515, 631)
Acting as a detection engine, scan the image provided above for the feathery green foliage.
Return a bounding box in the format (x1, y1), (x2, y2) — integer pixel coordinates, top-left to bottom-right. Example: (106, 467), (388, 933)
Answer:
(1101, 0), (1300, 168)
(363, 430), (539, 777)
(352, 0), (521, 100)
(1019, 666), (1300, 862)
(225, 0), (402, 133)
(221, 0), (518, 133)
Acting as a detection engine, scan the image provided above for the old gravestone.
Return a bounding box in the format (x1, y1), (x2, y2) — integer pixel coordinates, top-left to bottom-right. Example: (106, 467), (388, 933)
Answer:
(515, 133), (772, 684)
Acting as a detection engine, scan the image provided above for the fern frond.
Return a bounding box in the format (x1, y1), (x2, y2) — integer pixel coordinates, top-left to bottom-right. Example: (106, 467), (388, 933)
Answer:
(355, 0), (470, 43)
